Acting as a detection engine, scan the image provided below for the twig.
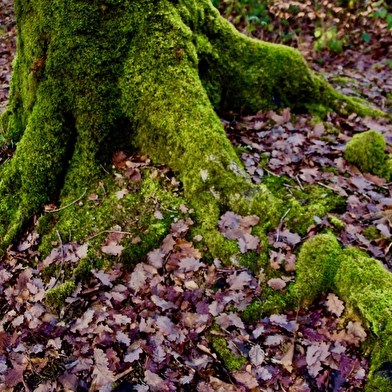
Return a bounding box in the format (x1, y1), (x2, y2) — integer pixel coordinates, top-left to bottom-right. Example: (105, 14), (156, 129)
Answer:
(46, 188), (88, 213)
(114, 365), (135, 382)
(276, 208), (291, 242)
(159, 205), (177, 213)
(296, 175), (304, 191)
(54, 230), (64, 285)
(317, 181), (336, 192)
(265, 168), (279, 177)
(99, 181), (107, 196)
(100, 164), (110, 175)
(84, 229), (134, 241)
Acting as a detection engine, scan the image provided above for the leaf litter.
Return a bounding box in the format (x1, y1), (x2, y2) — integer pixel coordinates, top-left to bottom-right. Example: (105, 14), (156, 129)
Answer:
(0, 212), (369, 391)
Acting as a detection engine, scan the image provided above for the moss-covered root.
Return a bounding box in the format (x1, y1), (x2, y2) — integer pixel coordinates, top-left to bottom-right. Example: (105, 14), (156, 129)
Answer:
(344, 130), (392, 180)
(334, 248), (392, 390)
(293, 236), (392, 389)
(292, 233), (341, 302)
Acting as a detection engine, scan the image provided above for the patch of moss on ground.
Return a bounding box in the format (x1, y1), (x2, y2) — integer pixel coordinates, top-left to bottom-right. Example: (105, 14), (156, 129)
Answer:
(45, 280), (76, 310)
(328, 215), (345, 231)
(262, 175), (346, 236)
(241, 300), (263, 323)
(38, 169), (185, 270)
(208, 323), (246, 371)
(363, 226), (381, 241)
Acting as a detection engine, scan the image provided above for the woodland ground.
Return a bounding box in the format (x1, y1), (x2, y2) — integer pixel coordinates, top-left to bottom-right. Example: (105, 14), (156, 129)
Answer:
(0, 0), (392, 391)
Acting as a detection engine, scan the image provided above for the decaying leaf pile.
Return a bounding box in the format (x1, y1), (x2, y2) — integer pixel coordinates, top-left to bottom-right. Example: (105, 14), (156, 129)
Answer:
(0, 221), (368, 391)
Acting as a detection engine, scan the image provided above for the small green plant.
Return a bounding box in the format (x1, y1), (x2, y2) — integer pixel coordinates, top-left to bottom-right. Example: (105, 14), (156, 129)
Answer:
(370, 0), (392, 29)
(314, 25), (345, 54)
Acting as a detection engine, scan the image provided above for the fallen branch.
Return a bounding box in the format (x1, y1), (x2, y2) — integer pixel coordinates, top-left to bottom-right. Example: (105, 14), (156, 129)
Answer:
(46, 188), (88, 213)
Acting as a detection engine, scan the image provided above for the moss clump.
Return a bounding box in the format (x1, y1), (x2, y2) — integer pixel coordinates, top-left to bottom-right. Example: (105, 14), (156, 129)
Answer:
(208, 323), (246, 371)
(293, 233), (341, 301)
(46, 280), (76, 310)
(364, 226), (381, 241)
(333, 248), (392, 390)
(328, 215), (345, 231)
(73, 258), (93, 281)
(344, 130), (391, 180)
(241, 300), (263, 324)
(335, 248), (392, 334)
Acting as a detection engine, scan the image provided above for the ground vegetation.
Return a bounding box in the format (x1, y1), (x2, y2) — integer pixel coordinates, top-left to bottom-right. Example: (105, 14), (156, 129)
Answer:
(1, 0), (392, 390)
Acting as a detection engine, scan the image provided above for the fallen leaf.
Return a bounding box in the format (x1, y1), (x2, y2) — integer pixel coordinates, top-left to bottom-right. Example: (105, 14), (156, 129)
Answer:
(70, 308), (95, 333)
(326, 293), (345, 317)
(347, 321), (367, 341)
(116, 188), (128, 199)
(267, 278), (286, 290)
(147, 249), (164, 269)
(231, 370), (259, 389)
(101, 242), (124, 256)
(154, 210), (163, 220)
(215, 312), (245, 329)
(249, 344), (265, 366)
(92, 348), (115, 389)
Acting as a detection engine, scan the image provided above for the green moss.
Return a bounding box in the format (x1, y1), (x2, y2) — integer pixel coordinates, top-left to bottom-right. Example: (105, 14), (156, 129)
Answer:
(241, 300), (263, 323)
(73, 258), (93, 281)
(328, 215), (345, 231)
(364, 226), (381, 241)
(344, 130), (391, 180)
(335, 248), (392, 334)
(293, 233), (341, 302)
(45, 280), (76, 309)
(331, 248), (392, 390)
(259, 286), (291, 315)
(1, 0), (386, 255)
(208, 323), (246, 371)
(329, 76), (356, 86)
(365, 321), (392, 391)
(322, 167), (339, 175)
(285, 184), (346, 236)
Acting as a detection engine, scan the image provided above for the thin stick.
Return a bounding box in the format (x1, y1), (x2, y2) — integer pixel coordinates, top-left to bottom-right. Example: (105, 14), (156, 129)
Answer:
(296, 175), (304, 191)
(317, 181), (337, 192)
(54, 230), (64, 285)
(265, 168), (279, 177)
(276, 208), (291, 242)
(46, 188), (88, 213)
(84, 229), (134, 241)
(159, 205), (177, 213)
(100, 164), (110, 175)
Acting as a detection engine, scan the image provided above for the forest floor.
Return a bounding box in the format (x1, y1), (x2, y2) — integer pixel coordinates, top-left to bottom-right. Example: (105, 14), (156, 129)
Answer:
(1, 1), (392, 391)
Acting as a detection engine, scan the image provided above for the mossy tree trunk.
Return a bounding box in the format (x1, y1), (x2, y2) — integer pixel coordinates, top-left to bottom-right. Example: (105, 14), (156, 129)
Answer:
(1, 0), (383, 252)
